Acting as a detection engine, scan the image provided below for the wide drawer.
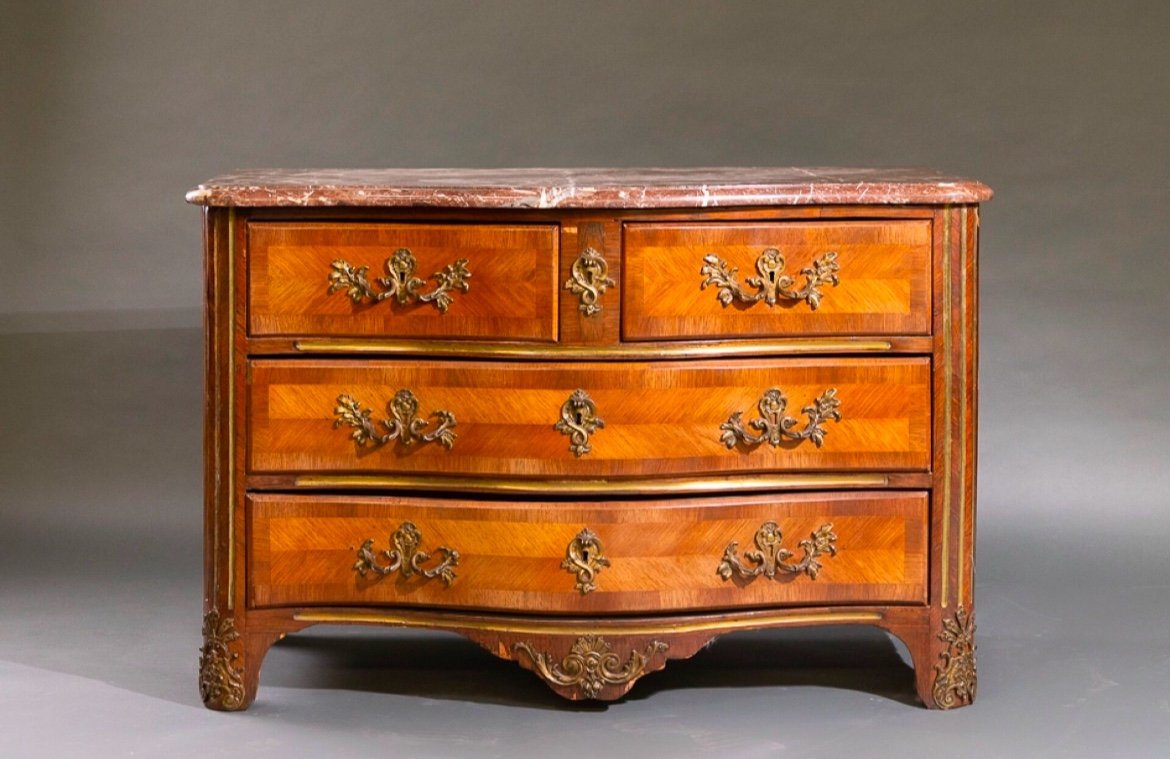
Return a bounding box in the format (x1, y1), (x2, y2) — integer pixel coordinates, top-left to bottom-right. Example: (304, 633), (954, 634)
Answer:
(248, 357), (931, 478)
(247, 491), (928, 612)
(247, 222), (559, 341)
(623, 220), (932, 340)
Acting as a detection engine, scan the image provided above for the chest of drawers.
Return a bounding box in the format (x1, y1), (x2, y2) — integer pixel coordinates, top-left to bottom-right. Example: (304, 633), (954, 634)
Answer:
(188, 168), (989, 710)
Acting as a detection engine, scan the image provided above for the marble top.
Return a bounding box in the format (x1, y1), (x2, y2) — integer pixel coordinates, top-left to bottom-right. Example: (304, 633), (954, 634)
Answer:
(186, 168), (992, 208)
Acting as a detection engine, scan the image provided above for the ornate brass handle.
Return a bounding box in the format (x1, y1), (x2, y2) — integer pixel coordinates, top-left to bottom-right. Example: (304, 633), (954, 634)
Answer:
(717, 522), (837, 581)
(564, 247), (616, 316)
(700, 248), (839, 310)
(555, 389), (604, 457)
(334, 390), (456, 449)
(720, 388), (840, 449)
(353, 521), (459, 586)
(562, 528), (610, 595)
(328, 248), (471, 313)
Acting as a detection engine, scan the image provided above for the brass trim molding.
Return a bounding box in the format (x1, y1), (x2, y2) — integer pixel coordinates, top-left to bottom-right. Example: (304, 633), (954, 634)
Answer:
(941, 207), (952, 607)
(225, 209), (235, 611)
(555, 389), (604, 457)
(328, 248), (470, 313)
(932, 607), (977, 709)
(717, 522), (838, 581)
(292, 608), (886, 637)
(564, 246), (616, 316)
(198, 610), (245, 710)
(700, 248), (840, 310)
(562, 528), (611, 595)
(353, 521), (459, 586)
(513, 635), (668, 699)
(292, 472), (890, 495)
(293, 338), (896, 358)
(334, 390), (456, 449)
(720, 388), (841, 449)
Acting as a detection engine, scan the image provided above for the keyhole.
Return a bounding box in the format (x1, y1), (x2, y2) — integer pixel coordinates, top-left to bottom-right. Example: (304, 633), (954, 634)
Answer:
(581, 548), (591, 562)
(575, 411), (584, 425)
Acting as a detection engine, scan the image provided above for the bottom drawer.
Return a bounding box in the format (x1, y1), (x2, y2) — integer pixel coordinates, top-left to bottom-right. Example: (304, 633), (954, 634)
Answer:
(247, 491), (928, 613)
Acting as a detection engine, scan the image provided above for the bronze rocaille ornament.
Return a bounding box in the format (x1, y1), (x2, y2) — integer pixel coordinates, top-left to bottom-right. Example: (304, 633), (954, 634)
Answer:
(353, 521), (460, 587)
(700, 248), (839, 310)
(932, 607), (977, 709)
(562, 527), (611, 595)
(564, 246), (616, 316)
(555, 389), (605, 457)
(717, 522), (838, 582)
(334, 390), (457, 449)
(199, 610), (246, 710)
(720, 388), (841, 449)
(513, 635), (669, 699)
(328, 248), (471, 313)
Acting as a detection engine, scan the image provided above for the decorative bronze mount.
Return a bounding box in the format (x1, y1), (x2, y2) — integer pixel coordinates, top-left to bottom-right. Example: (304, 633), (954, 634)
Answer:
(700, 248), (839, 310)
(720, 388), (841, 449)
(334, 390), (457, 449)
(353, 521), (459, 587)
(562, 528), (611, 595)
(933, 607), (977, 709)
(555, 389), (605, 457)
(717, 522), (838, 581)
(199, 610), (246, 711)
(328, 248), (471, 313)
(513, 635), (669, 699)
(564, 246), (616, 316)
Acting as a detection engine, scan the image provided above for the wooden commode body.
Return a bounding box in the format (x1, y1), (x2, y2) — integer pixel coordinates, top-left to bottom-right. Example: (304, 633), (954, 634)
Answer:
(188, 168), (988, 709)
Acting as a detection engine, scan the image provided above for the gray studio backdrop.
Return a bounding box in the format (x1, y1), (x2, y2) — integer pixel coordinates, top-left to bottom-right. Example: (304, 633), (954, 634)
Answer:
(2, 2), (1168, 758)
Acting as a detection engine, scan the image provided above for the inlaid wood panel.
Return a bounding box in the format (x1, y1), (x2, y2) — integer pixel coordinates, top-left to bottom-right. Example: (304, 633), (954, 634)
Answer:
(248, 357), (931, 477)
(623, 220), (931, 339)
(248, 491), (928, 612)
(247, 222), (559, 340)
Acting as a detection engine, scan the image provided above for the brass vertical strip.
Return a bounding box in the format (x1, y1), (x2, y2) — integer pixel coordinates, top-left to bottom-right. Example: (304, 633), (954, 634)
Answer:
(941, 207), (952, 608)
(208, 209), (218, 606)
(226, 208), (236, 611)
(958, 207), (968, 605)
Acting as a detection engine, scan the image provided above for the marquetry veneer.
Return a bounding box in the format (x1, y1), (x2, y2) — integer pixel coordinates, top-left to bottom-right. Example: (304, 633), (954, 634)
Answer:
(189, 168), (988, 710)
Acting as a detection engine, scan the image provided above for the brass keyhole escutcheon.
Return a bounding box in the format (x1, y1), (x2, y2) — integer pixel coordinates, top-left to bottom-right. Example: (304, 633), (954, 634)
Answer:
(562, 528), (610, 595)
(555, 389), (604, 457)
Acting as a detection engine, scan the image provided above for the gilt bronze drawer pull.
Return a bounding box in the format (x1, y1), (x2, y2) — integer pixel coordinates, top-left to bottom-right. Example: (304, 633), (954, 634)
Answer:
(328, 248), (471, 313)
(334, 390), (456, 449)
(555, 389), (605, 457)
(562, 528), (611, 595)
(720, 387), (840, 449)
(564, 246), (616, 316)
(700, 248), (839, 310)
(718, 522), (837, 581)
(353, 521), (459, 587)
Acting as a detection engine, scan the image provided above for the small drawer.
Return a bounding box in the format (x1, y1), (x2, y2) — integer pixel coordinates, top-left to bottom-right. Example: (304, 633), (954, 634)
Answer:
(248, 357), (931, 479)
(247, 222), (559, 341)
(247, 491), (928, 612)
(623, 220), (931, 340)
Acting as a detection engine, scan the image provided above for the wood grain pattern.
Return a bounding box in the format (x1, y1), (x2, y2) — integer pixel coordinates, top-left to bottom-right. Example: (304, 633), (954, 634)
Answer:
(557, 218), (622, 345)
(247, 357), (932, 478)
(623, 221), (931, 339)
(247, 491), (927, 612)
(247, 222), (558, 340)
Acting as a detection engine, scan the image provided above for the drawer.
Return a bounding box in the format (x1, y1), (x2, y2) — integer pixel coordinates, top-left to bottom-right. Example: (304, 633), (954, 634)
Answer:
(247, 491), (928, 612)
(248, 357), (931, 478)
(623, 220), (931, 340)
(247, 222), (559, 341)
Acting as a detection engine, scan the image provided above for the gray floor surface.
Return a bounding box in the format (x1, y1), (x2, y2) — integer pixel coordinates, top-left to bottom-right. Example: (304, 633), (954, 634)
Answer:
(2, 329), (1168, 758)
